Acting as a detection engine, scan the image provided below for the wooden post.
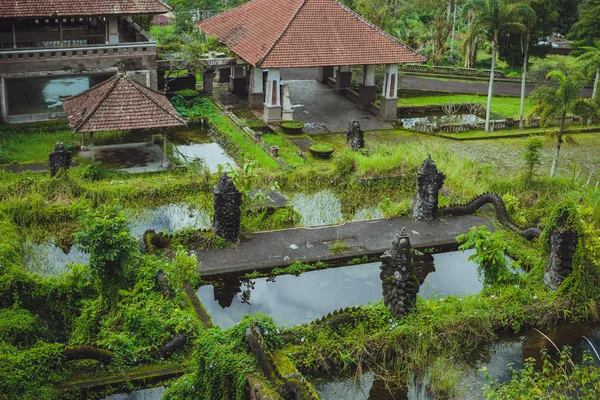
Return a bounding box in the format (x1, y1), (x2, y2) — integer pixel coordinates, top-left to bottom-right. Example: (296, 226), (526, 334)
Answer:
(12, 20), (16, 49)
(59, 18), (63, 45)
(81, 133), (87, 151)
(162, 128), (168, 168)
(104, 17), (108, 44)
(90, 132), (95, 162)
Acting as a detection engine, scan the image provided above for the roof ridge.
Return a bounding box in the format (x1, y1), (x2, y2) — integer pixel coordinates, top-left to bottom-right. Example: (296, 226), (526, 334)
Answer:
(72, 74), (122, 132)
(331, 0), (427, 63)
(197, 0), (260, 28)
(60, 76), (115, 102)
(126, 76), (187, 125)
(257, 0), (308, 68)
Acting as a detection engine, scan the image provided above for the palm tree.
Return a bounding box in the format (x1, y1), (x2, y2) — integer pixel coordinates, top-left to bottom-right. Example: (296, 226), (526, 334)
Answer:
(462, 0), (534, 132)
(518, 10), (536, 130)
(529, 70), (584, 177)
(576, 41), (600, 101)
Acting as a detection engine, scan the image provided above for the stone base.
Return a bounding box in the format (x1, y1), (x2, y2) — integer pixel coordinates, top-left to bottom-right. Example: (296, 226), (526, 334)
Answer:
(336, 71), (351, 89)
(203, 70), (215, 96)
(357, 85), (377, 108)
(80, 146), (88, 151)
(282, 108), (294, 121)
(262, 105), (283, 123)
(218, 68), (231, 83)
(317, 66), (334, 84)
(379, 97), (398, 121)
(229, 77), (247, 94)
(248, 92), (264, 108)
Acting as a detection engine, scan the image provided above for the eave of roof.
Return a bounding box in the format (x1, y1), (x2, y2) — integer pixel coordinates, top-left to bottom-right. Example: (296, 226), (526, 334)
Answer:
(0, 0), (171, 18)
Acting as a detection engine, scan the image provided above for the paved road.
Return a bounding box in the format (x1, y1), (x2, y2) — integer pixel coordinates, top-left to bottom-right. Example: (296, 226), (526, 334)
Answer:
(195, 214), (493, 277)
(281, 68), (594, 97)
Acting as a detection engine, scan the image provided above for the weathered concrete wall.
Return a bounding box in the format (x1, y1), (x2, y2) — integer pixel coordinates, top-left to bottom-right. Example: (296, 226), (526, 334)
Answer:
(0, 45), (157, 123)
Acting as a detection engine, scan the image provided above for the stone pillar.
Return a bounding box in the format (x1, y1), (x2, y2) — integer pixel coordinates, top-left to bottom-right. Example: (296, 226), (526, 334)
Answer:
(263, 68), (282, 123)
(380, 64), (399, 121)
(357, 64), (377, 108)
(317, 66), (334, 84)
(0, 77), (8, 124)
(336, 65), (351, 89)
(218, 68), (231, 83)
(202, 68), (215, 96)
(281, 84), (294, 121)
(108, 16), (119, 44)
(213, 173), (242, 241)
(412, 156), (446, 221)
(248, 67), (264, 108)
(229, 65), (246, 94)
(162, 128), (169, 168)
(380, 228), (419, 319)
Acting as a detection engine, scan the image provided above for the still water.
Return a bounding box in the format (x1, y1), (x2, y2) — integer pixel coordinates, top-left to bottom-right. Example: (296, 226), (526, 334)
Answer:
(197, 250), (481, 329)
(102, 387), (166, 400)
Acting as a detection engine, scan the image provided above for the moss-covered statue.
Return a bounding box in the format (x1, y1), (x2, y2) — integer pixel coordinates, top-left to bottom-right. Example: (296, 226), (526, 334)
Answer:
(345, 118), (365, 151)
(543, 203), (580, 290)
(48, 142), (72, 177)
(412, 155), (446, 221)
(380, 228), (420, 318)
(213, 173), (242, 241)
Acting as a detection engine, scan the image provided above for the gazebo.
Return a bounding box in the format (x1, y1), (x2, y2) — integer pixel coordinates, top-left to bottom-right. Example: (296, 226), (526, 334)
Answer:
(61, 72), (186, 168)
(197, 0), (426, 122)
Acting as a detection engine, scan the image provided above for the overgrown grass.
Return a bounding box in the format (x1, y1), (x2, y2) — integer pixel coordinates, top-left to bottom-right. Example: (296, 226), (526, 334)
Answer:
(0, 122), (78, 164)
(261, 133), (306, 166)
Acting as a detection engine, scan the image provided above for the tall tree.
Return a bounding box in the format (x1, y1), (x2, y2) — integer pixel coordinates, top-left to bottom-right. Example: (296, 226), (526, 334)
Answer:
(569, 0), (600, 49)
(529, 70), (584, 176)
(518, 5), (537, 129)
(498, 0), (558, 68)
(576, 41), (600, 100)
(415, 0), (454, 66)
(556, 0), (582, 36)
(462, 0), (535, 131)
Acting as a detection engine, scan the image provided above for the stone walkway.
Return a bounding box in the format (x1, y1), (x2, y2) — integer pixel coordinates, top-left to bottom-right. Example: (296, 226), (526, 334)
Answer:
(195, 214), (492, 277)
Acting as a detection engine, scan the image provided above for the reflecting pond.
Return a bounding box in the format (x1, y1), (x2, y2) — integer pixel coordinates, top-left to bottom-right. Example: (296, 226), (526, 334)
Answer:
(401, 113), (482, 129)
(196, 250), (480, 329)
(291, 190), (344, 227)
(170, 124), (237, 173)
(128, 203), (211, 239)
(23, 238), (89, 277)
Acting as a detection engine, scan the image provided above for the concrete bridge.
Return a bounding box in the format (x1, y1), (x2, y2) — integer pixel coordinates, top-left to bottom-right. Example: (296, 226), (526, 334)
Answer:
(195, 214), (493, 277)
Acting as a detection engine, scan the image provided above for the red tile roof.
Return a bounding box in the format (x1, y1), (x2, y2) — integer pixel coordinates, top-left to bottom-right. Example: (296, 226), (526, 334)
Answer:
(0, 0), (170, 18)
(198, 0), (426, 68)
(61, 73), (186, 133)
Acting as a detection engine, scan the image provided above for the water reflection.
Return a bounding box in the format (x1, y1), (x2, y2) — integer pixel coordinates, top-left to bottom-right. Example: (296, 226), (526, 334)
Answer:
(23, 238), (90, 277)
(128, 203), (211, 239)
(196, 250), (480, 328)
(102, 387), (166, 400)
(173, 142), (237, 173)
(401, 113), (482, 129)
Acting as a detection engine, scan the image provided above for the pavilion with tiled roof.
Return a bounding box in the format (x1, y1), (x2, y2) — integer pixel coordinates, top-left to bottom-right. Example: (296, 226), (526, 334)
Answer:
(198, 0), (426, 122)
(61, 71), (186, 166)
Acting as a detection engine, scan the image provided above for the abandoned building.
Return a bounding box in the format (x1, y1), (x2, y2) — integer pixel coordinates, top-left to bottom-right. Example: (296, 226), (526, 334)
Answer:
(0, 0), (171, 124)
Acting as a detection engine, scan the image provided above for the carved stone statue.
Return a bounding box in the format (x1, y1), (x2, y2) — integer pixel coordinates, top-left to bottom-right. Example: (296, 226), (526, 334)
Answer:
(345, 118), (364, 151)
(48, 142), (72, 177)
(544, 211), (579, 290)
(412, 156), (446, 221)
(213, 173), (242, 241)
(380, 228), (419, 319)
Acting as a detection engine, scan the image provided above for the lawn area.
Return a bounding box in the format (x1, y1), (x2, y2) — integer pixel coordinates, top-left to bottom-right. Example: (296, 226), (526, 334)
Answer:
(0, 122), (79, 165)
(398, 94), (530, 118)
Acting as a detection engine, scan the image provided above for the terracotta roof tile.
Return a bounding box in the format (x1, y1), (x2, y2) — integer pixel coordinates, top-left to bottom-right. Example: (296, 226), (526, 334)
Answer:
(198, 0), (426, 68)
(0, 0), (170, 18)
(61, 73), (186, 133)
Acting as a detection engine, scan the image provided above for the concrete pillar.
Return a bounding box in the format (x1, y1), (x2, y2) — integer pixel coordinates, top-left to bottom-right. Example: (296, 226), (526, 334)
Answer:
(108, 16), (119, 44)
(162, 128), (169, 168)
(218, 68), (231, 83)
(0, 77), (8, 123)
(248, 67), (264, 108)
(263, 69), (282, 123)
(202, 68), (215, 96)
(336, 65), (351, 89)
(357, 64), (377, 108)
(380, 64), (398, 121)
(317, 66), (334, 84)
(229, 65), (246, 94)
